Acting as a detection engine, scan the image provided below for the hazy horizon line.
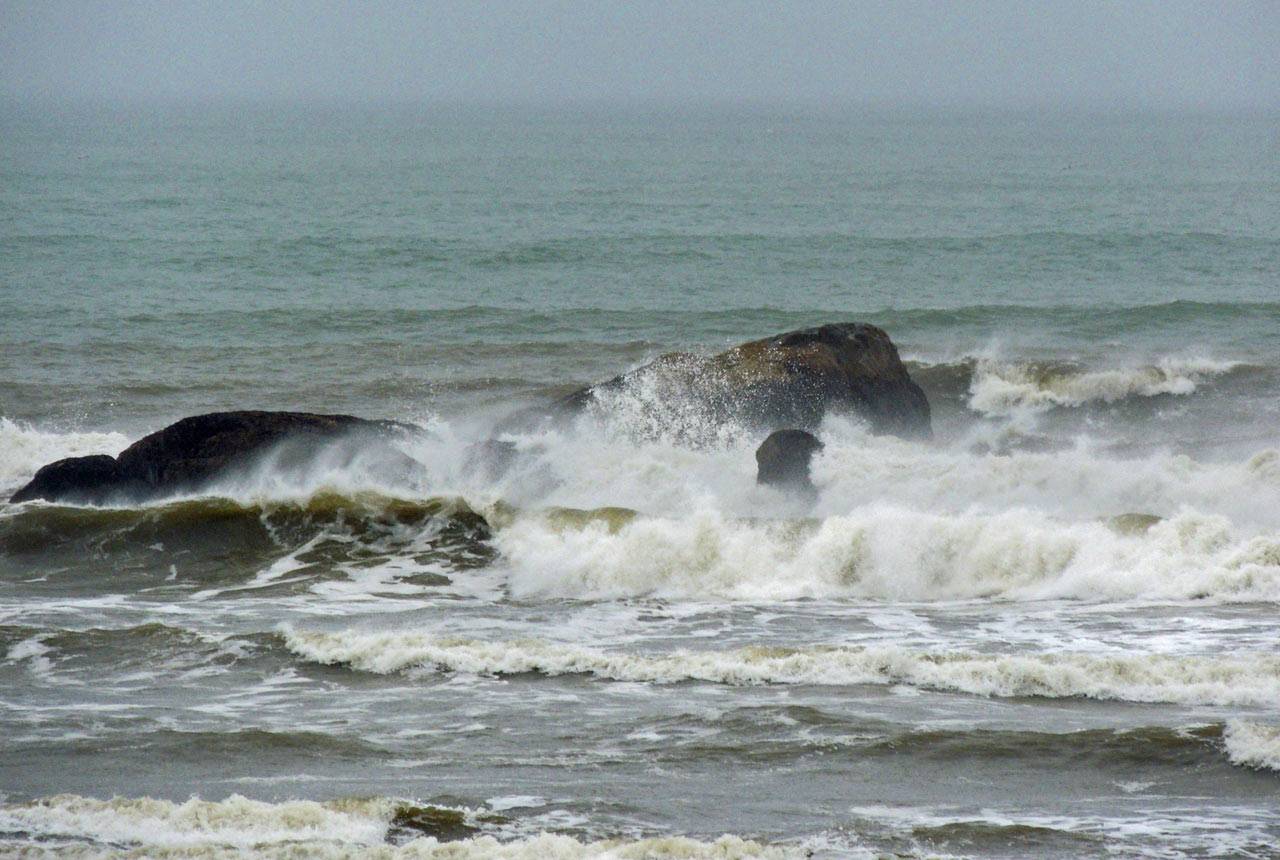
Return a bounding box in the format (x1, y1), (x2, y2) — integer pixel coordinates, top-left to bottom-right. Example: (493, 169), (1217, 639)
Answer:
(4, 93), (1277, 118)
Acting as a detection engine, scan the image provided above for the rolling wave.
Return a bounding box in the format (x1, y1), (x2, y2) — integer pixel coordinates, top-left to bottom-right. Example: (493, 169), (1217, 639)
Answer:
(282, 629), (1280, 706)
(0, 794), (799, 859)
(1224, 720), (1280, 773)
(58, 299), (1280, 351)
(6, 490), (1279, 605)
(963, 356), (1243, 416)
(494, 506), (1280, 603)
(0, 493), (491, 569)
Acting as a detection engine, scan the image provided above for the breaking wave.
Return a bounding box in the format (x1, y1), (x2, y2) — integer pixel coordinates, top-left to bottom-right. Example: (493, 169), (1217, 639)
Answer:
(282, 629), (1280, 706)
(5, 361), (1280, 608)
(494, 505), (1280, 603)
(0, 794), (799, 859)
(964, 356), (1242, 417)
(6, 492), (1279, 606)
(1223, 720), (1280, 773)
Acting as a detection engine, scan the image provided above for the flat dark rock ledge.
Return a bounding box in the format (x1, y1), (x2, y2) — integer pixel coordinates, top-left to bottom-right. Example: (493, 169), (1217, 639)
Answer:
(10, 410), (418, 505)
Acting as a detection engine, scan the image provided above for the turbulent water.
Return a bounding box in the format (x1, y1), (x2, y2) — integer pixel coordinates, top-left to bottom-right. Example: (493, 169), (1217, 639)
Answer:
(1, 104), (1279, 858)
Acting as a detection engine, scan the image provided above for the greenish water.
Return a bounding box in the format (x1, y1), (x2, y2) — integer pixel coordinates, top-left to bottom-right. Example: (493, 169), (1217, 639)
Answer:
(2, 105), (1278, 428)
(1, 105), (1278, 858)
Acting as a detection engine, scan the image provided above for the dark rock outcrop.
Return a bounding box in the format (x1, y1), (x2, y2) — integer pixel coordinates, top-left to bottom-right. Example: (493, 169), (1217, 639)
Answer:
(11, 411), (416, 505)
(11, 454), (123, 504)
(551, 322), (931, 440)
(756, 429), (824, 491)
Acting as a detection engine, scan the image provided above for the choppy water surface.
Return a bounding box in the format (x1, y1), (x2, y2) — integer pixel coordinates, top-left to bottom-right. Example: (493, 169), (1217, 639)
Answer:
(1, 105), (1278, 858)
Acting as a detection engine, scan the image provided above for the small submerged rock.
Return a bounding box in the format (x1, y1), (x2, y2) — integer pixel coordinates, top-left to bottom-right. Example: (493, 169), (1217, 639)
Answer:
(544, 505), (639, 533)
(1105, 512), (1163, 535)
(387, 803), (513, 845)
(389, 805), (478, 843)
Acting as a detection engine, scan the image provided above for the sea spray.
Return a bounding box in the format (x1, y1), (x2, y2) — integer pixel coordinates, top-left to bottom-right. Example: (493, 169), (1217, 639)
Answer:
(0, 419), (129, 494)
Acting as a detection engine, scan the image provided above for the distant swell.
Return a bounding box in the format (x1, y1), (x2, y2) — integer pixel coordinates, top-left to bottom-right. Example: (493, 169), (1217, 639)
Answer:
(282, 629), (1280, 706)
(90, 298), (1280, 345)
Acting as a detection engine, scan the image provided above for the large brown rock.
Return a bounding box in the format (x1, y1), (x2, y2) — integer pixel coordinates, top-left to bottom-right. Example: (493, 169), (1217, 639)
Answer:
(10, 411), (416, 505)
(557, 322), (931, 440)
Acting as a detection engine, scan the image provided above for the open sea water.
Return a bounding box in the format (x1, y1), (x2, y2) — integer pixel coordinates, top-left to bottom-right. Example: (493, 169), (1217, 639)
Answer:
(1, 104), (1279, 858)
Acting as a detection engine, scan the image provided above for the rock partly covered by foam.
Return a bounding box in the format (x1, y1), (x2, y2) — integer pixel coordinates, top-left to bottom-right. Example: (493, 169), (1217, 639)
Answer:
(10, 411), (415, 504)
(756, 429), (824, 491)
(559, 322), (931, 439)
(1105, 512), (1163, 535)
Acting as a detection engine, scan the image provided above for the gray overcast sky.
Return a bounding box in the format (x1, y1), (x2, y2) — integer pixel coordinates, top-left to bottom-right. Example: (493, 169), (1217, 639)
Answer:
(1, 1), (1277, 109)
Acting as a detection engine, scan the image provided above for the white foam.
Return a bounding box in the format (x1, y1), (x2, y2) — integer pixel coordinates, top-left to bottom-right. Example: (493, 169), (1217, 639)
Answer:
(492, 504), (1280, 603)
(0, 794), (800, 859)
(282, 628), (1280, 706)
(485, 796), (545, 811)
(5, 635), (57, 680)
(1223, 720), (1280, 772)
(0, 794), (395, 850)
(456, 407), (1280, 540)
(810, 419), (1280, 527)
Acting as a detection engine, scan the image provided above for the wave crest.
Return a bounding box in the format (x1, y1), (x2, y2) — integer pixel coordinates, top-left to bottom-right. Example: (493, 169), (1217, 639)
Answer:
(964, 356), (1240, 417)
(0, 794), (798, 859)
(282, 629), (1280, 706)
(1224, 720), (1280, 773)
(493, 506), (1280, 603)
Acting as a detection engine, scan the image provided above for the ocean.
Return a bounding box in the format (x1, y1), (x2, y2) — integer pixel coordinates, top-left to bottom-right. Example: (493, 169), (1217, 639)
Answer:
(1, 103), (1278, 858)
